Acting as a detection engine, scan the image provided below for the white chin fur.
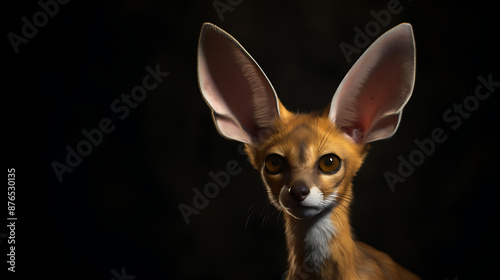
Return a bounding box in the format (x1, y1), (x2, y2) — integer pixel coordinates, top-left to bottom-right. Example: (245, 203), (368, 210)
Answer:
(279, 186), (333, 219)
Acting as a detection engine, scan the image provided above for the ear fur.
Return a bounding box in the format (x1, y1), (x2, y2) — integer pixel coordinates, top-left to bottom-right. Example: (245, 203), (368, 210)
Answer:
(198, 23), (416, 145)
(197, 23), (280, 144)
(329, 23), (416, 144)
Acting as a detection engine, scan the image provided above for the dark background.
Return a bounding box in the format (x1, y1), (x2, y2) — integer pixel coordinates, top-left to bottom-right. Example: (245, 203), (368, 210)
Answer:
(4, 0), (498, 279)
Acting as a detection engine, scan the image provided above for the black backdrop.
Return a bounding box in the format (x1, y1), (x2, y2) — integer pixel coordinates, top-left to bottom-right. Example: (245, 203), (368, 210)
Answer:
(4, 0), (498, 279)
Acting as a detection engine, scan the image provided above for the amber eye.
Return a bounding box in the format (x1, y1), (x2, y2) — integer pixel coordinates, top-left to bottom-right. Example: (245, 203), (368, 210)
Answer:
(265, 154), (285, 174)
(318, 154), (341, 174)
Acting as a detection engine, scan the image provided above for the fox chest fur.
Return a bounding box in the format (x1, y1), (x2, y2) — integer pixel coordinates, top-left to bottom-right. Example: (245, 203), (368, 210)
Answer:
(197, 22), (420, 279)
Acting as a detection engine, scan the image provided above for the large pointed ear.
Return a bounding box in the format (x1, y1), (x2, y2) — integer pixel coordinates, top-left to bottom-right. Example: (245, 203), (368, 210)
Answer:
(197, 23), (281, 144)
(329, 23), (416, 144)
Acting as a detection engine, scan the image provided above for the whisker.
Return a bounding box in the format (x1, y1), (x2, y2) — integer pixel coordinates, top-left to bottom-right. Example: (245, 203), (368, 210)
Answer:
(348, 200), (364, 210)
(334, 193), (362, 212)
(261, 208), (270, 227)
(332, 193), (354, 199)
(262, 202), (279, 227)
(243, 201), (256, 228)
(339, 205), (351, 217)
(334, 203), (349, 217)
(245, 210), (254, 228)
(276, 208), (283, 224)
(246, 203), (255, 213)
(332, 211), (344, 228)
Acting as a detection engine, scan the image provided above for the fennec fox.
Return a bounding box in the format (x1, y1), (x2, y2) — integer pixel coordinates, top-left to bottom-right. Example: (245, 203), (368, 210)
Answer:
(197, 22), (419, 280)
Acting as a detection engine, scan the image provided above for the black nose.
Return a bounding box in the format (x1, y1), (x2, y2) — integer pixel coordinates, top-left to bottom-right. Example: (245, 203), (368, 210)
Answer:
(289, 182), (310, 202)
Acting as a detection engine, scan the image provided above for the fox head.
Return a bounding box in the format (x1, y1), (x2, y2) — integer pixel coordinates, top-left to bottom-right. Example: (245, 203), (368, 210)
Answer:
(197, 23), (415, 220)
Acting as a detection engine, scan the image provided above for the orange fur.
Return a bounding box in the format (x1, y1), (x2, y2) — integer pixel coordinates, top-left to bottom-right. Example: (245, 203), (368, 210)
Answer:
(245, 106), (420, 280)
(197, 22), (418, 280)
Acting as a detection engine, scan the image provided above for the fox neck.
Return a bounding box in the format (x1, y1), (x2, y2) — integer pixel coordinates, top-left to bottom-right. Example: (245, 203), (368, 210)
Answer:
(283, 185), (358, 279)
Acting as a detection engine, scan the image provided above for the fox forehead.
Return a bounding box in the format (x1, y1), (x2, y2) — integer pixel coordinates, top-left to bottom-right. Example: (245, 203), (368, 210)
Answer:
(258, 114), (363, 168)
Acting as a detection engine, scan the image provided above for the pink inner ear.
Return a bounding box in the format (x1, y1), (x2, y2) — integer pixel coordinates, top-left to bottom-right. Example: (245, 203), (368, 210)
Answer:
(199, 29), (259, 135)
(212, 113), (252, 144)
(198, 24), (279, 143)
(329, 23), (415, 144)
(354, 50), (409, 134)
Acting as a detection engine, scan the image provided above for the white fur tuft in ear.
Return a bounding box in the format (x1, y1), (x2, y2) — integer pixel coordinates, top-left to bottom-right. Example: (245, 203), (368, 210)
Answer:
(329, 23), (416, 144)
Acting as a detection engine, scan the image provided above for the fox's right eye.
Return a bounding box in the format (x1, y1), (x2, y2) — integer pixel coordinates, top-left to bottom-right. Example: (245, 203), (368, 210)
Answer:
(265, 154), (285, 174)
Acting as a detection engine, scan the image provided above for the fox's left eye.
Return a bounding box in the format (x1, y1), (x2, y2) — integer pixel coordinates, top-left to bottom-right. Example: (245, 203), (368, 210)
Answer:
(265, 154), (285, 174)
(318, 154), (341, 174)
